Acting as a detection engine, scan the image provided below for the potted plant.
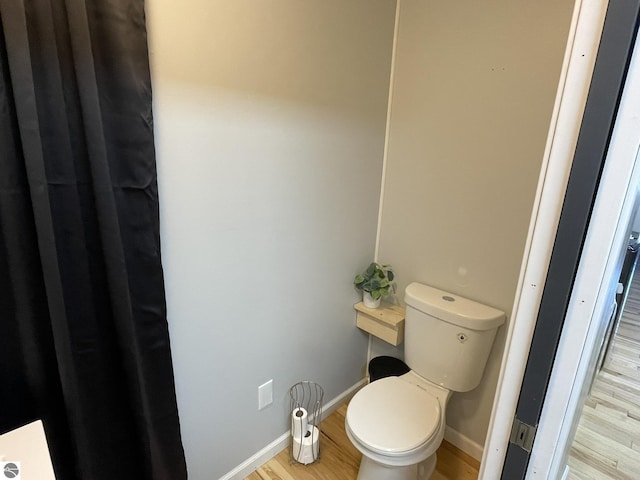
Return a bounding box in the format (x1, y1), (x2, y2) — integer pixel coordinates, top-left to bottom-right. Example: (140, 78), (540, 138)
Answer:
(353, 262), (396, 308)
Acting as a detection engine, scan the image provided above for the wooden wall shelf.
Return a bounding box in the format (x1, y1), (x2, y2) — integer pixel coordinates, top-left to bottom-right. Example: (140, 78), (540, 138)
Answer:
(354, 301), (405, 346)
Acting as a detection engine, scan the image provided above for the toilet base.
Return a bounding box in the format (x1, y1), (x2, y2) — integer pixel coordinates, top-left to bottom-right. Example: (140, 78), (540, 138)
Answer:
(356, 453), (437, 480)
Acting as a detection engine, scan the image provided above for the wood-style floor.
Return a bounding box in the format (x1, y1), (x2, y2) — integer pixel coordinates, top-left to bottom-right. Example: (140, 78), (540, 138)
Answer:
(567, 273), (640, 479)
(245, 404), (479, 480)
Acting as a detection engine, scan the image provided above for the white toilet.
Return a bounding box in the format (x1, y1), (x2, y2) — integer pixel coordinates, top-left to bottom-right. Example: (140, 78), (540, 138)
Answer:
(345, 282), (505, 480)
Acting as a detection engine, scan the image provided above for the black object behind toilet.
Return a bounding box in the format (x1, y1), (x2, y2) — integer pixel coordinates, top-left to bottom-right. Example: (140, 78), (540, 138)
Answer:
(368, 356), (410, 382)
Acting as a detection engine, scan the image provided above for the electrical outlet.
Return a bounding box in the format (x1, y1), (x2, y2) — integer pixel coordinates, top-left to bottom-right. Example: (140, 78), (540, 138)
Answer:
(258, 379), (273, 410)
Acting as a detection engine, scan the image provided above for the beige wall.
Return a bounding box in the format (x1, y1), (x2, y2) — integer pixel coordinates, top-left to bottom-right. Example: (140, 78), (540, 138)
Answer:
(378, 0), (575, 449)
(148, 0), (579, 472)
(147, 1), (396, 478)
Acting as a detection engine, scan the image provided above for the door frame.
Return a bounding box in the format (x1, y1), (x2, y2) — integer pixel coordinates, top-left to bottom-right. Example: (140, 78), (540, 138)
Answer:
(480, 0), (640, 478)
(528, 39), (640, 477)
(505, 1), (640, 476)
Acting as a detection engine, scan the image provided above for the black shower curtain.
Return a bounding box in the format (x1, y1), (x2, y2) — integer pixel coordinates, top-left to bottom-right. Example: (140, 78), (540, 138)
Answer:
(0, 1), (187, 479)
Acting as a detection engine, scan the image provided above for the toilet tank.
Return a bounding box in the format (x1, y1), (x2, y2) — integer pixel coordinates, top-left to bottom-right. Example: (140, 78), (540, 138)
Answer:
(404, 283), (505, 392)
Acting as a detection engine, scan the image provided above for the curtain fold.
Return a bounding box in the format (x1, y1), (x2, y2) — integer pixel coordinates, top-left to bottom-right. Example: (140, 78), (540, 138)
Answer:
(0, 1), (187, 479)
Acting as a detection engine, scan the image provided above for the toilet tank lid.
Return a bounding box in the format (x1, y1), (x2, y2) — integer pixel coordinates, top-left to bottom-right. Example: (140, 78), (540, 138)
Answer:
(405, 283), (505, 331)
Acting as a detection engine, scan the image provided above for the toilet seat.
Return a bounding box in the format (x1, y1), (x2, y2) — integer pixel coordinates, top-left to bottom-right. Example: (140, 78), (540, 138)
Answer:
(346, 376), (441, 456)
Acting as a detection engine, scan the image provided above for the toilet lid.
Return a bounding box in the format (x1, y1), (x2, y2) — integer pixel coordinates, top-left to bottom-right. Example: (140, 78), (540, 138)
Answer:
(347, 376), (440, 455)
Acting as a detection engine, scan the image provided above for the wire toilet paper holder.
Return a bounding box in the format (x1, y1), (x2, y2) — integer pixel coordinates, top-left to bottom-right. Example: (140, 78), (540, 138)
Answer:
(289, 381), (323, 465)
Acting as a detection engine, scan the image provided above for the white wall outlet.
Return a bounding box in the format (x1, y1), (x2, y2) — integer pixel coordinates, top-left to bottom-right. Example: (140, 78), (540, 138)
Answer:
(258, 379), (273, 410)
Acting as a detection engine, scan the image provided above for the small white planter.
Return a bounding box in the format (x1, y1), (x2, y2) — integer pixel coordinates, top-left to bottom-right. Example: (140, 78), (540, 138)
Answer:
(362, 291), (381, 309)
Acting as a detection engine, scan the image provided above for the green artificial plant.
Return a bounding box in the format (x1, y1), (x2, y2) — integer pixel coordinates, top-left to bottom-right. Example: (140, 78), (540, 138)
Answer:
(353, 262), (396, 300)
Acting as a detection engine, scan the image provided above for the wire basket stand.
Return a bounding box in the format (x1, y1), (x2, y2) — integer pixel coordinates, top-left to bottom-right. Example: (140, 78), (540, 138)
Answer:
(289, 381), (324, 464)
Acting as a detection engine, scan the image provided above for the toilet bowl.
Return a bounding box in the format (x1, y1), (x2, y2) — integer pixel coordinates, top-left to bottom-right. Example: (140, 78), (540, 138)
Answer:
(346, 283), (505, 480)
(345, 372), (450, 480)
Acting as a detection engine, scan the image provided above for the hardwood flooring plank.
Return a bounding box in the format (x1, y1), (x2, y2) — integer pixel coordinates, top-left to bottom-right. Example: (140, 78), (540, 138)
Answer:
(590, 389), (640, 419)
(569, 442), (635, 480)
(319, 409), (361, 464)
(568, 455), (624, 480)
(569, 439), (617, 471)
(579, 411), (635, 448)
(434, 442), (480, 480)
(568, 272), (640, 479)
(259, 452), (297, 480)
(244, 405), (479, 480)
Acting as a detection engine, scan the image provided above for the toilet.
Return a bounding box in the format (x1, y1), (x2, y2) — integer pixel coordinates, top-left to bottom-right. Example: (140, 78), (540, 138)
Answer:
(345, 282), (505, 480)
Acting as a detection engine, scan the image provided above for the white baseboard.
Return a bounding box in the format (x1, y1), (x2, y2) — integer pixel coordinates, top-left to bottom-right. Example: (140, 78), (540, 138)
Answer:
(218, 432), (290, 480)
(444, 426), (483, 461)
(320, 378), (367, 420)
(218, 378), (366, 480)
(560, 465), (571, 480)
